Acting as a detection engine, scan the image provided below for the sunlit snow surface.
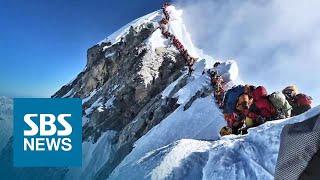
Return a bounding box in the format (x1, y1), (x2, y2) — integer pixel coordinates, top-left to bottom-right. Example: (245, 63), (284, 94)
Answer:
(99, 11), (162, 45)
(65, 131), (117, 180)
(145, 28), (167, 51)
(109, 106), (320, 180)
(166, 6), (199, 58)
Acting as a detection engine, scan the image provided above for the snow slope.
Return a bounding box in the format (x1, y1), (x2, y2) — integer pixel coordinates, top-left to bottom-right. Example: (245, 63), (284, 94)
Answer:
(106, 5), (246, 179)
(64, 6), (194, 180)
(109, 61), (241, 179)
(144, 5), (201, 58)
(100, 10), (162, 45)
(109, 105), (320, 180)
(19, 4), (316, 180)
(65, 131), (117, 180)
(104, 6), (318, 179)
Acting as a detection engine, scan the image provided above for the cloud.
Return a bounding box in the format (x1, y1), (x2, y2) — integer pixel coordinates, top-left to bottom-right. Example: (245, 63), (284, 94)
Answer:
(173, 0), (320, 105)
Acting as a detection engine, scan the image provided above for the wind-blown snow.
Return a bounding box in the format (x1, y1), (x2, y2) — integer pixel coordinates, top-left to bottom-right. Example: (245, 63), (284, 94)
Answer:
(166, 6), (199, 58)
(109, 105), (320, 180)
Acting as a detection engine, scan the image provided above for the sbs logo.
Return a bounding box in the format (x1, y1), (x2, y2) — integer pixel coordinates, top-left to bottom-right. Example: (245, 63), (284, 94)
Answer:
(23, 113), (73, 152)
(14, 98), (82, 167)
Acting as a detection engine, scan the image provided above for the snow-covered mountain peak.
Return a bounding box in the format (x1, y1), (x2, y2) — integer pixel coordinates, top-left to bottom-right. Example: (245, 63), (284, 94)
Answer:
(1, 4), (317, 180)
(52, 5), (245, 179)
(99, 10), (162, 46)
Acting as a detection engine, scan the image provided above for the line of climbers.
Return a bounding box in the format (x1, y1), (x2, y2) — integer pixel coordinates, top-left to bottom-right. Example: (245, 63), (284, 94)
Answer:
(208, 62), (313, 136)
(159, 3), (197, 75)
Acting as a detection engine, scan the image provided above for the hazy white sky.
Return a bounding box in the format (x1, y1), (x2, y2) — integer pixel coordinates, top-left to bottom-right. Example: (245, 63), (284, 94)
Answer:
(174, 0), (320, 105)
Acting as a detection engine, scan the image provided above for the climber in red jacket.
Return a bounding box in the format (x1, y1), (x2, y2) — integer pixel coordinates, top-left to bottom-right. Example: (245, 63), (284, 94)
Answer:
(251, 86), (277, 120)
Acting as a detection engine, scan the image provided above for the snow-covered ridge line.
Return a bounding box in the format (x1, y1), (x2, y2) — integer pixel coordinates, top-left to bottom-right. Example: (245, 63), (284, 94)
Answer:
(99, 10), (162, 45)
(165, 5), (199, 58)
(64, 5), (199, 180)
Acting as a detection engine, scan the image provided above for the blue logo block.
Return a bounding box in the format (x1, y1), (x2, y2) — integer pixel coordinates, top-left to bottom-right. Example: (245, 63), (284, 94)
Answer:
(13, 98), (82, 167)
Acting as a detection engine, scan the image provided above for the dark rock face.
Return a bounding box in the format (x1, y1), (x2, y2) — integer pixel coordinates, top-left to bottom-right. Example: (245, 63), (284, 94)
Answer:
(52, 22), (188, 178)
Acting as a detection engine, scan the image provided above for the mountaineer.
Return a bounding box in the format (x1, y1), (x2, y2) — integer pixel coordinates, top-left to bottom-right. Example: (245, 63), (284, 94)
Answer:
(213, 60), (239, 83)
(251, 86), (277, 120)
(282, 85), (313, 116)
(235, 93), (253, 114)
(223, 85), (245, 114)
(117, 37), (126, 57)
(269, 91), (292, 119)
(158, 4), (196, 76)
(221, 85), (245, 135)
(159, 18), (169, 33)
(212, 75), (224, 107)
(216, 74), (312, 137)
(222, 112), (244, 135)
(223, 85), (278, 133)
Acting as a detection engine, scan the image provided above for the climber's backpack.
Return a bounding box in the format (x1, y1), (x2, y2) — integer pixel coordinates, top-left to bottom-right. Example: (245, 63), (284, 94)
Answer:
(223, 85), (245, 114)
(252, 86), (268, 99)
(252, 86), (277, 118)
(296, 94), (312, 107)
(269, 91), (292, 118)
